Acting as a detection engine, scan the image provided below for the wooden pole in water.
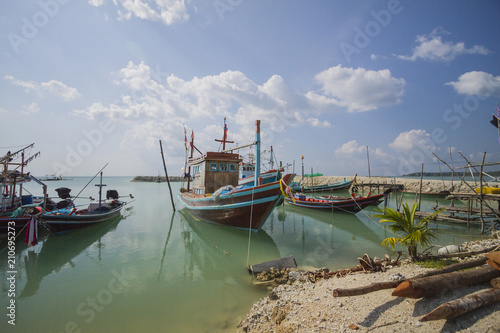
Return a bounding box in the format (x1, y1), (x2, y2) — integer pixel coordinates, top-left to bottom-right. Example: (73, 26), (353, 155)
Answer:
(449, 146), (454, 190)
(366, 146), (371, 179)
(479, 152), (486, 233)
(159, 140), (176, 212)
(418, 163), (424, 211)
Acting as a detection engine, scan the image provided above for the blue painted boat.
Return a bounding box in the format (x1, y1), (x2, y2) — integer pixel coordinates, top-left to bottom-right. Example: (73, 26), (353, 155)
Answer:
(179, 119), (293, 231)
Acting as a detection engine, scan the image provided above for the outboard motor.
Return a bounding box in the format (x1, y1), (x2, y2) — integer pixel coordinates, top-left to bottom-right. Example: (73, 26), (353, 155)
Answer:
(55, 187), (72, 199)
(106, 190), (119, 200)
(56, 199), (72, 209)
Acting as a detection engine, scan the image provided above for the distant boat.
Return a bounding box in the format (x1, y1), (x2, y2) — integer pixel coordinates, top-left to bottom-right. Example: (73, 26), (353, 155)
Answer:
(239, 167), (284, 186)
(178, 119), (294, 231)
(284, 190), (390, 213)
(290, 174), (356, 193)
(238, 146), (284, 186)
(155, 172), (162, 183)
(39, 172), (131, 234)
(39, 174), (72, 181)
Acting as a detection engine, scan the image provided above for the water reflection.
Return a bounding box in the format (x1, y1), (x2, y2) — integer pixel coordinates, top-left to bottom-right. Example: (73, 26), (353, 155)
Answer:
(178, 210), (280, 281)
(20, 215), (124, 299)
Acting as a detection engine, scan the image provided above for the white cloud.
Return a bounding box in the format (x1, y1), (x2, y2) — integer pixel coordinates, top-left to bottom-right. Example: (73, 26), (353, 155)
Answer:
(75, 61), (327, 134)
(397, 28), (490, 62)
(88, 0), (105, 6)
(309, 65), (406, 112)
(389, 129), (437, 153)
(446, 71), (500, 97)
(110, 0), (189, 26)
(4, 75), (81, 101)
(22, 102), (40, 115)
(335, 140), (366, 155)
(306, 118), (331, 128)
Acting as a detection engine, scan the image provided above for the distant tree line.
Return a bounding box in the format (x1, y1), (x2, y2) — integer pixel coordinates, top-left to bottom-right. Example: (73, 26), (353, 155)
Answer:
(402, 171), (500, 177)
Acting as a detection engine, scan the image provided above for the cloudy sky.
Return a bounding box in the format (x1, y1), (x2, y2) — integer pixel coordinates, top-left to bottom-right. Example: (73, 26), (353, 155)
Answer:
(1, 0), (500, 177)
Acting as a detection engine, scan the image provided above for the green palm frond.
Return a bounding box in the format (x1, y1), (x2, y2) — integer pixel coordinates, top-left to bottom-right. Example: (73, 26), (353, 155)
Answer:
(375, 201), (440, 260)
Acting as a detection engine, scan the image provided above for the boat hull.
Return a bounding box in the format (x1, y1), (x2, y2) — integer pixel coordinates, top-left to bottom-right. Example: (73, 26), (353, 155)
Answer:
(285, 192), (386, 213)
(40, 204), (124, 234)
(290, 180), (354, 193)
(0, 216), (31, 234)
(179, 174), (293, 231)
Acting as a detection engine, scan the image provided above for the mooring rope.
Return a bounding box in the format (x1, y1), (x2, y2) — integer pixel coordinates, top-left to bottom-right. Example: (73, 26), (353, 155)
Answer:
(246, 187), (255, 267)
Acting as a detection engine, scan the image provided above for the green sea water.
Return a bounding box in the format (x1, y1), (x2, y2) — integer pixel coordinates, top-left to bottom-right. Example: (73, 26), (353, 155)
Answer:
(0, 177), (489, 332)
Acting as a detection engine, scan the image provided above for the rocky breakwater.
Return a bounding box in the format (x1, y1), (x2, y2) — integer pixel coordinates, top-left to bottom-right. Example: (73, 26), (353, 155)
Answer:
(130, 176), (183, 182)
(294, 175), (494, 194)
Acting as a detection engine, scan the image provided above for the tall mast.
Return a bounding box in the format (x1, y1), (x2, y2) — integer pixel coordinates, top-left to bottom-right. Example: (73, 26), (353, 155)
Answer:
(215, 117), (234, 150)
(187, 131), (194, 192)
(254, 120), (261, 187)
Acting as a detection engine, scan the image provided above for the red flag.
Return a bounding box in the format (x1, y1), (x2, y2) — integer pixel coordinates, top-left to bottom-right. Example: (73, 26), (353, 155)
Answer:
(24, 217), (38, 247)
(190, 130), (194, 148)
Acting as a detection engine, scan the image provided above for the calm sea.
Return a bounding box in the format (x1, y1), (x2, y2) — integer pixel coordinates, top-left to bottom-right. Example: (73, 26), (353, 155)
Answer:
(0, 176), (488, 332)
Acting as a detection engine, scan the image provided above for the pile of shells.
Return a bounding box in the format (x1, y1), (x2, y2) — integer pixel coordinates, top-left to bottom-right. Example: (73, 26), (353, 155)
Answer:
(252, 267), (303, 289)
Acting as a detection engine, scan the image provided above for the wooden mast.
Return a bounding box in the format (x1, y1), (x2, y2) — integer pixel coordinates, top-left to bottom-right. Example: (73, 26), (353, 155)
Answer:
(187, 131), (194, 192)
(254, 120), (261, 187)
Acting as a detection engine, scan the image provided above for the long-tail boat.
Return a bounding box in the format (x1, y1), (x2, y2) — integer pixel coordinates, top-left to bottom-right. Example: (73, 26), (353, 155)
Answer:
(40, 172), (131, 234)
(178, 119), (293, 231)
(290, 174), (357, 193)
(284, 189), (390, 213)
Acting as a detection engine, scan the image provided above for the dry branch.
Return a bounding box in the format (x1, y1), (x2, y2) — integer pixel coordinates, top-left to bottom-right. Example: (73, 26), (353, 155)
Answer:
(333, 256), (488, 297)
(392, 266), (500, 299)
(420, 288), (500, 321)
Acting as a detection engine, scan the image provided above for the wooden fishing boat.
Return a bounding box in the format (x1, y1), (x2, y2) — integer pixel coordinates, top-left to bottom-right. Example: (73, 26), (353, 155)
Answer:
(290, 175), (356, 193)
(239, 146), (284, 186)
(178, 119), (293, 231)
(1, 144), (44, 235)
(284, 190), (390, 213)
(40, 172), (130, 234)
(239, 168), (284, 186)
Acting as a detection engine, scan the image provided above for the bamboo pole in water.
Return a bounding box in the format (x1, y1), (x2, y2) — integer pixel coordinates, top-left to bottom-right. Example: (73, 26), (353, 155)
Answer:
(159, 140), (176, 212)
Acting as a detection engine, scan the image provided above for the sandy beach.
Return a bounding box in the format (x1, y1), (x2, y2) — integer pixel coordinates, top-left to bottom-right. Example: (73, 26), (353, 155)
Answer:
(293, 175), (494, 194)
(238, 237), (500, 333)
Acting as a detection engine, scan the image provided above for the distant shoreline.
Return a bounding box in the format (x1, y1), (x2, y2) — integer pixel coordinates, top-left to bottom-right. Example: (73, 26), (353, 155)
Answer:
(130, 176), (184, 182)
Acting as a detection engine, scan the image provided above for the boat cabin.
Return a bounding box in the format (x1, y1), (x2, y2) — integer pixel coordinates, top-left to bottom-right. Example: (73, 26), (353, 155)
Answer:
(188, 152), (242, 195)
(239, 162), (255, 180)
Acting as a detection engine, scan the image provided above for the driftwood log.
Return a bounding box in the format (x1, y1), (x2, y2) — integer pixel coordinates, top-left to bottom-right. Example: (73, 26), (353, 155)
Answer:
(392, 266), (500, 298)
(333, 256), (488, 297)
(420, 288), (500, 321)
(425, 244), (499, 259)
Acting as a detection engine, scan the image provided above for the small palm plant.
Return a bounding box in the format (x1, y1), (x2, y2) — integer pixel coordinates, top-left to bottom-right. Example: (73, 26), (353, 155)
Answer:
(374, 201), (441, 260)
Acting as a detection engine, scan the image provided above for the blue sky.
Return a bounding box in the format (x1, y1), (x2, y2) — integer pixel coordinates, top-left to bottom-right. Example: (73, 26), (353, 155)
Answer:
(1, 0), (500, 177)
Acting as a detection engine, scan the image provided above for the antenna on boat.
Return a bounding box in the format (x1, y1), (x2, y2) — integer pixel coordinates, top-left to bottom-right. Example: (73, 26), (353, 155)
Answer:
(215, 117), (234, 151)
(95, 171), (106, 212)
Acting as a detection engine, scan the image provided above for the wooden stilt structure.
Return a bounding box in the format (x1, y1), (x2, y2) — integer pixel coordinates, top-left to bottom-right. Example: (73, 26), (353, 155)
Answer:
(428, 152), (500, 233)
